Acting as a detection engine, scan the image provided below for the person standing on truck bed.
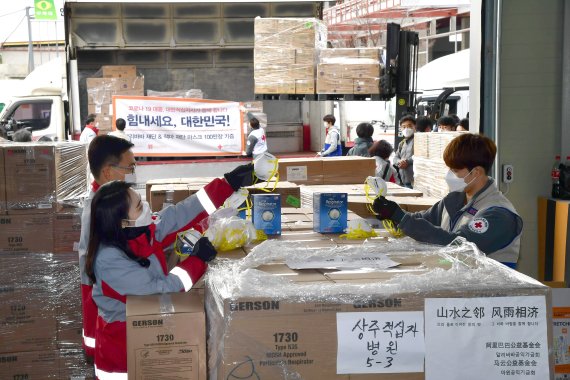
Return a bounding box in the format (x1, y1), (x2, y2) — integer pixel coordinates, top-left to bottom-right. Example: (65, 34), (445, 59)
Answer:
(318, 114), (342, 157)
(372, 133), (522, 269)
(347, 122), (374, 157)
(393, 115), (416, 188)
(107, 118), (131, 142)
(245, 117), (267, 159)
(80, 114), (99, 144)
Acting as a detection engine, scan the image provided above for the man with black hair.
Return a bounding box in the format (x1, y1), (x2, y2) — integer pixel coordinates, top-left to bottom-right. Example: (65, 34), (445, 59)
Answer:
(108, 118), (131, 142)
(416, 116), (434, 133)
(347, 122), (374, 157)
(245, 117), (267, 158)
(13, 128), (32, 142)
(79, 114), (99, 144)
(393, 115), (416, 188)
(438, 116), (457, 132)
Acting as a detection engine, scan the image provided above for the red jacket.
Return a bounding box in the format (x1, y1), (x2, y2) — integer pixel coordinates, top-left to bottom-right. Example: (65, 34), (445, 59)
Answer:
(91, 178), (233, 379)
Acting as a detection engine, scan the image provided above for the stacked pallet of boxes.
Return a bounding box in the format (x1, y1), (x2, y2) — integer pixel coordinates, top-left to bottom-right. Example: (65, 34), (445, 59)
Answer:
(413, 131), (463, 198)
(0, 142), (93, 379)
(86, 65), (144, 134)
(254, 18), (327, 95)
(206, 239), (554, 379)
(317, 48), (383, 95)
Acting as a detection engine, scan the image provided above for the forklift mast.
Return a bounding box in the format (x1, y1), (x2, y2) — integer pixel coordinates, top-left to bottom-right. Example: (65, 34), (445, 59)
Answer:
(380, 23), (420, 149)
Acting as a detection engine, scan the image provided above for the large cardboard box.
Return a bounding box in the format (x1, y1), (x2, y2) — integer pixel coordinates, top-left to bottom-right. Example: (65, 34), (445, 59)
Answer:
(126, 291), (207, 380)
(278, 158), (323, 185)
(53, 211), (81, 254)
(207, 241), (554, 379)
(0, 351), (59, 378)
(102, 65), (137, 78)
(3, 143), (87, 213)
(246, 181), (301, 208)
(321, 156), (375, 185)
(149, 184), (191, 212)
(0, 213), (53, 252)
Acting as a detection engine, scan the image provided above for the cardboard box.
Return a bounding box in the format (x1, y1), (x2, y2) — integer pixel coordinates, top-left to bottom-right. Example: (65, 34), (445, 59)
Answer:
(87, 77), (144, 104)
(126, 291), (206, 380)
(295, 79), (315, 94)
(0, 308), (57, 353)
(88, 102), (113, 117)
(0, 213), (54, 252)
(102, 65), (137, 78)
(3, 143), (86, 213)
(321, 156), (376, 185)
(149, 184), (191, 212)
(0, 351), (59, 378)
(206, 246), (554, 380)
(53, 211), (81, 254)
(278, 158), (323, 185)
(245, 181), (301, 208)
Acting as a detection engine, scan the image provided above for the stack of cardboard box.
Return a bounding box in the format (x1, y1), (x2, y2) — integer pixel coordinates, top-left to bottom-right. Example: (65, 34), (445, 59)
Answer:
(254, 18), (327, 94)
(278, 156), (376, 186)
(413, 132), (462, 198)
(86, 65), (144, 134)
(0, 142), (86, 253)
(317, 48), (383, 94)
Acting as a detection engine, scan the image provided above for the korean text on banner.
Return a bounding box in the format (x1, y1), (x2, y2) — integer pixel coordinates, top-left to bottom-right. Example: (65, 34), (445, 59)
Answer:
(113, 96), (244, 157)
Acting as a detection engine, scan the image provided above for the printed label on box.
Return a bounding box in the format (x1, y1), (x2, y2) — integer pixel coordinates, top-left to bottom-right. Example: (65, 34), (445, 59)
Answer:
(286, 166), (308, 181)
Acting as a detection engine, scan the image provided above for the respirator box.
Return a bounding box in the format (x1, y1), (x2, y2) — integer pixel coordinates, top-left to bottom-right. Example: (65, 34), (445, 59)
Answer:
(252, 194), (281, 235)
(313, 192), (347, 233)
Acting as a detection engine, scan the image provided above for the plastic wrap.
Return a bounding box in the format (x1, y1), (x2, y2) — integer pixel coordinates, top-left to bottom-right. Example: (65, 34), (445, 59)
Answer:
(0, 252), (94, 378)
(317, 48), (383, 94)
(1, 142), (87, 212)
(205, 238), (552, 379)
(254, 17), (326, 94)
(147, 89), (204, 99)
(86, 65), (144, 134)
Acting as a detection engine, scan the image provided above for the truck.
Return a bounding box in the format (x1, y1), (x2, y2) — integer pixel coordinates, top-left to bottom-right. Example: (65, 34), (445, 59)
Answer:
(0, 2), (423, 156)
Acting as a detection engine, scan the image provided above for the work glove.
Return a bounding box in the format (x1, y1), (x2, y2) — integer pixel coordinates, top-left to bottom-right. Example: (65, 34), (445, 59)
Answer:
(193, 237), (218, 263)
(224, 163), (256, 191)
(372, 196), (405, 223)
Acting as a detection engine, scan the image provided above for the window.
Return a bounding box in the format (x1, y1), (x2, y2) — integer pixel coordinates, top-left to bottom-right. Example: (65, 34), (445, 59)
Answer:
(8, 100), (53, 132)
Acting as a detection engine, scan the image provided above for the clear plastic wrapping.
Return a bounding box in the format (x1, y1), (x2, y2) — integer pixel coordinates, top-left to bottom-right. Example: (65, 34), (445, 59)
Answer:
(0, 252), (94, 378)
(254, 18), (326, 94)
(1, 142), (87, 212)
(147, 89), (204, 99)
(205, 238), (551, 379)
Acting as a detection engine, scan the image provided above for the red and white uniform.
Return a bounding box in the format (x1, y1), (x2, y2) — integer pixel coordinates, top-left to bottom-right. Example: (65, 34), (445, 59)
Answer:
(91, 178), (233, 379)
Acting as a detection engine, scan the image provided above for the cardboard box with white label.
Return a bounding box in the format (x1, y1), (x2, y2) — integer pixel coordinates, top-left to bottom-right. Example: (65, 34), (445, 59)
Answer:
(206, 239), (555, 380)
(126, 290), (206, 380)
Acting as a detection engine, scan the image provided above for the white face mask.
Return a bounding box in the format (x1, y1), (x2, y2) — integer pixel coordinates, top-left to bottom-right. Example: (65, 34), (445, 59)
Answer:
(125, 173), (137, 184)
(402, 128), (414, 138)
(323, 122), (329, 128)
(124, 201), (153, 228)
(445, 169), (477, 192)
(253, 152), (279, 181)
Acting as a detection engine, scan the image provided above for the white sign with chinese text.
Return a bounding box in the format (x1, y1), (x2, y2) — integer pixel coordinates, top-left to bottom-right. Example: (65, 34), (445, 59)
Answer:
(336, 311), (425, 374)
(113, 96), (244, 157)
(425, 296), (550, 380)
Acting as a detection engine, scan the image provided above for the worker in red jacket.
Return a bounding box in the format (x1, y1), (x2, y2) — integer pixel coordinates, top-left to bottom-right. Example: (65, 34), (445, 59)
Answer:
(85, 164), (255, 379)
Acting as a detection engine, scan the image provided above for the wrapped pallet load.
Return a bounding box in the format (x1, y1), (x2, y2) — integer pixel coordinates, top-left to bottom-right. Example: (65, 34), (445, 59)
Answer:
(206, 238), (554, 379)
(317, 48), (383, 95)
(254, 18), (327, 95)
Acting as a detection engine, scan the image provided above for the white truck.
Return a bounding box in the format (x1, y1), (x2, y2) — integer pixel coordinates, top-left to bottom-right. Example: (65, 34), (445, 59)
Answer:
(0, 58), (71, 141)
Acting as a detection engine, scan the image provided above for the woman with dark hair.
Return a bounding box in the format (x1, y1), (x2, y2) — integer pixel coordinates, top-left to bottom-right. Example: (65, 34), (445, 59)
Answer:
(372, 133), (522, 269)
(347, 122), (374, 157)
(368, 139), (397, 183)
(87, 161), (257, 379)
(245, 117), (268, 158)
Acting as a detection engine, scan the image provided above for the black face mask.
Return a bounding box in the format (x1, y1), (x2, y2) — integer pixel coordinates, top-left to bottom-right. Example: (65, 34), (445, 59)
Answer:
(123, 225), (150, 240)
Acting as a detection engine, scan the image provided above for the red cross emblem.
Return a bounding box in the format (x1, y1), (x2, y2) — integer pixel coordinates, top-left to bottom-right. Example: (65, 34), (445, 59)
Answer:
(261, 135), (266, 142)
(217, 144), (223, 150)
(474, 221), (483, 229)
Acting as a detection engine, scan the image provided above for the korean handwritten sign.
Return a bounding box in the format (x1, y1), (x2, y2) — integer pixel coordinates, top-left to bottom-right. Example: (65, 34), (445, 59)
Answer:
(425, 296), (550, 380)
(336, 311), (424, 374)
(113, 96), (244, 157)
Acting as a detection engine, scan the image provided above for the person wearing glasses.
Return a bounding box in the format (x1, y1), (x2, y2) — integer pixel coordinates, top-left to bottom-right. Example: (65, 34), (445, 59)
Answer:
(79, 136), (257, 378)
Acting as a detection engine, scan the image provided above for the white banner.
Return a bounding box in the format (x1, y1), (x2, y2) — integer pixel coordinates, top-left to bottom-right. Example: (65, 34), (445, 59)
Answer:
(113, 96), (244, 157)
